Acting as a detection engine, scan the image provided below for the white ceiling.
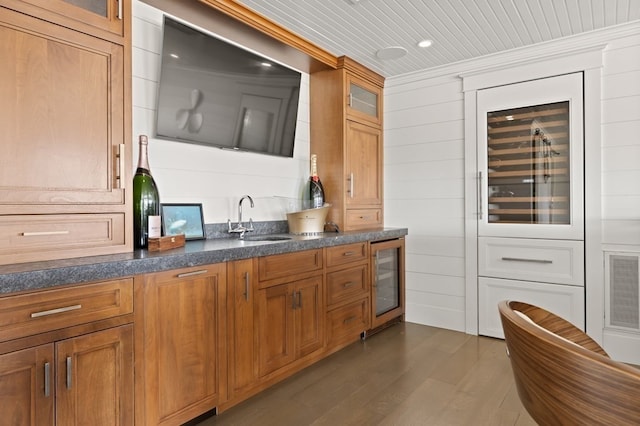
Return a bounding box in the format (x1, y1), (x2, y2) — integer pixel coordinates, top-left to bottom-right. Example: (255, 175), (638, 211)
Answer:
(237, 0), (640, 77)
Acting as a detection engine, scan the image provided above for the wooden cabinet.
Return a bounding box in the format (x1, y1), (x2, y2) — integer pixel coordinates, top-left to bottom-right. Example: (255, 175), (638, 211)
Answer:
(136, 263), (227, 426)
(12, 0), (127, 39)
(311, 56), (384, 231)
(256, 249), (324, 377)
(325, 242), (370, 350)
(227, 258), (258, 399)
(0, 278), (134, 425)
(0, 0), (132, 265)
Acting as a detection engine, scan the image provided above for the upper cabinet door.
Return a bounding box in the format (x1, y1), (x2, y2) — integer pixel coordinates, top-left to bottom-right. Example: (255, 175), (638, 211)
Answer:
(345, 74), (382, 126)
(13, 0), (125, 37)
(346, 120), (383, 207)
(477, 73), (584, 240)
(0, 8), (126, 207)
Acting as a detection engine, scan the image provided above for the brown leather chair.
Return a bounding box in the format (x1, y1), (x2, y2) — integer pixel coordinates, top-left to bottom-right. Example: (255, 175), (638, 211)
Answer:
(498, 300), (640, 426)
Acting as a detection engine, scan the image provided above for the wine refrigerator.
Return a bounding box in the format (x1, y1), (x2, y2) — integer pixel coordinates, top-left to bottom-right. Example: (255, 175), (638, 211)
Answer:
(370, 238), (405, 330)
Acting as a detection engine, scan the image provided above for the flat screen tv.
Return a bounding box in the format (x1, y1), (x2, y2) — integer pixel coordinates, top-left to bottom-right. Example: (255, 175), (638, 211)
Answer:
(155, 16), (302, 157)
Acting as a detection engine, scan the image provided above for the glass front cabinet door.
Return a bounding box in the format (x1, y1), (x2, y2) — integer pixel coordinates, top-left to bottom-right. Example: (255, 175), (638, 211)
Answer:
(477, 73), (584, 240)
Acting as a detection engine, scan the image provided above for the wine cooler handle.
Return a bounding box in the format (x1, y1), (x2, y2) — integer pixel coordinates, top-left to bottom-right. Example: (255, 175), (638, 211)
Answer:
(478, 171), (483, 220)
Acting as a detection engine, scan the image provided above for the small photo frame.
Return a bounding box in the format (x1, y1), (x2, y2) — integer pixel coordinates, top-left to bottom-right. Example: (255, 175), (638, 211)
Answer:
(160, 203), (206, 240)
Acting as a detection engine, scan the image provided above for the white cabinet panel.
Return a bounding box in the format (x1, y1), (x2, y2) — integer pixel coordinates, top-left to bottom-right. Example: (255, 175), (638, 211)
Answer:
(479, 277), (585, 338)
(478, 237), (584, 286)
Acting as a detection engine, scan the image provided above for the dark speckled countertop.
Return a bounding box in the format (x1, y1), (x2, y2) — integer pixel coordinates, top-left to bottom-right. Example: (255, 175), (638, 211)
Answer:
(0, 227), (408, 295)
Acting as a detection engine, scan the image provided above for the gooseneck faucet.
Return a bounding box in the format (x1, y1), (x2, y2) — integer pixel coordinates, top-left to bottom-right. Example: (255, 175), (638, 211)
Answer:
(228, 195), (255, 238)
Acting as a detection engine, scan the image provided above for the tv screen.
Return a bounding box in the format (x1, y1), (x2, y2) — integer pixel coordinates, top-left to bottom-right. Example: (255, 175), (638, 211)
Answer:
(155, 16), (302, 157)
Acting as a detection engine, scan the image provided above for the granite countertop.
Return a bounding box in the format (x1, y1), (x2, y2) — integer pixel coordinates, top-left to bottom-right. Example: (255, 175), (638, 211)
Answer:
(0, 228), (408, 295)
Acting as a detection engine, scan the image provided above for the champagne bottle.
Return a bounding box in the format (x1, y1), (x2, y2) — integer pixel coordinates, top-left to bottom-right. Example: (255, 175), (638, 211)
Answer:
(308, 154), (325, 209)
(133, 135), (160, 249)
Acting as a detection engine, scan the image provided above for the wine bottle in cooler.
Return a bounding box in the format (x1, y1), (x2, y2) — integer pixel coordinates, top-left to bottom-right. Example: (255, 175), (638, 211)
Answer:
(133, 135), (160, 249)
(308, 154), (325, 209)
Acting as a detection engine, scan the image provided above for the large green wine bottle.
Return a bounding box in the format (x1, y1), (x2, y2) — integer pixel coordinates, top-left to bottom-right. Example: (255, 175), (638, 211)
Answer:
(133, 135), (160, 249)
(308, 154), (325, 209)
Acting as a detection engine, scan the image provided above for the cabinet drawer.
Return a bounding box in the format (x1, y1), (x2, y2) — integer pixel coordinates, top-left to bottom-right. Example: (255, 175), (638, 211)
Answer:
(326, 297), (370, 347)
(326, 242), (368, 268)
(478, 237), (584, 286)
(0, 278), (133, 342)
(478, 277), (584, 339)
(326, 264), (368, 306)
(346, 209), (382, 230)
(258, 249), (323, 283)
(0, 214), (126, 265)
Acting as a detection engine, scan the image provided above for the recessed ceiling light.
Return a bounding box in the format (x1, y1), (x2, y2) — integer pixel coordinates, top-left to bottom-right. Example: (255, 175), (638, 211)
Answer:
(170, 53), (179, 59)
(417, 39), (433, 48)
(376, 46), (407, 60)
(260, 62), (272, 67)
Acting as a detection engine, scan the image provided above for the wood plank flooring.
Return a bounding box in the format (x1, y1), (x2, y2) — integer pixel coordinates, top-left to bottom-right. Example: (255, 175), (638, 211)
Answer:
(199, 322), (536, 425)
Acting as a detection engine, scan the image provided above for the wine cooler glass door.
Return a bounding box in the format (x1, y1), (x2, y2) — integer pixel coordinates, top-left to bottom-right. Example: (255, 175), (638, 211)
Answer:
(477, 73), (584, 240)
(371, 238), (405, 329)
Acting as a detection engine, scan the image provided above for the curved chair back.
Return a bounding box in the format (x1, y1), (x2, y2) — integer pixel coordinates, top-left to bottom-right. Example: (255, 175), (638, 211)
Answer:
(498, 300), (640, 426)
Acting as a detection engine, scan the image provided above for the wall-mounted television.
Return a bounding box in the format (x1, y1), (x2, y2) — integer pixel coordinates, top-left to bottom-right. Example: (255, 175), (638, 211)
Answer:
(155, 16), (302, 158)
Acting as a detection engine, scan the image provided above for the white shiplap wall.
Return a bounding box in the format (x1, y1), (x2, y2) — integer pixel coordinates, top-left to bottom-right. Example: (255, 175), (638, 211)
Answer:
(384, 75), (466, 331)
(385, 22), (640, 360)
(132, 1), (312, 224)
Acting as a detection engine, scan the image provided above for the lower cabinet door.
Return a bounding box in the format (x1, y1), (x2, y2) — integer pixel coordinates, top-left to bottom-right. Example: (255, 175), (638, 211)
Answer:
(56, 324), (134, 425)
(139, 264), (227, 426)
(257, 275), (324, 377)
(478, 277), (585, 339)
(0, 344), (54, 425)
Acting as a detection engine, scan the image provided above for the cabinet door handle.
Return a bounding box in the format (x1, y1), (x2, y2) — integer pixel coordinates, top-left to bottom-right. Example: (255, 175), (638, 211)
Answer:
(348, 173), (355, 198)
(31, 304), (81, 318)
(177, 269), (208, 278)
(66, 356), (72, 389)
(501, 257), (553, 264)
(291, 291), (297, 310)
(244, 271), (250, 301)
(44, 362), (51, 397)
(117, 143), (125, 189)
(297, 291), (302, 308)
(348, 92), (353, 107)
(21, 231), (70, 237)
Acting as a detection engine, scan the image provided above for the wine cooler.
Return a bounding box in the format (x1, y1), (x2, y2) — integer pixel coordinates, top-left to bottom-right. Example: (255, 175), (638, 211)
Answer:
(476, 73), (586, 338)
(370, 238), (405, 330)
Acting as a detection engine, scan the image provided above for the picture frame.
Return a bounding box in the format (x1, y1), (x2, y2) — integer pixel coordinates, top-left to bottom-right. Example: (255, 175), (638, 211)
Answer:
(160, 203), (206, 240)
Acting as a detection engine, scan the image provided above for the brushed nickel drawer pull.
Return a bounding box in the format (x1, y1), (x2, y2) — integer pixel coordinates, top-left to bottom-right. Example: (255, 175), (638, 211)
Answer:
(31, 304), (81, 318)
(342, 281), (355, 288)
(44, 362), (51, 397)
(21, 231), (70, 237)
(177, 270), (208, 278)
(501, 257), (553, 264)
(343, 316), (357, 324)
(343, 251), (355, 256)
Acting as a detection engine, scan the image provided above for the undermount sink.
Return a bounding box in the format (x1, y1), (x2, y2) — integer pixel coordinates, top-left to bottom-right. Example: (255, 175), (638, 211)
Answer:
(243, 235), (292, 242)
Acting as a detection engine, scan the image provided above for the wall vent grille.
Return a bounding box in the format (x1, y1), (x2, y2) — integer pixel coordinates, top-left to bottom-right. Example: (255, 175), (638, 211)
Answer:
(605, 253), (640, 331)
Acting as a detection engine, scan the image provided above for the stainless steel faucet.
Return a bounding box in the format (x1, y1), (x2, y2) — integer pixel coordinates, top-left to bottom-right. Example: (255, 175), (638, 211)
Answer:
(228, 195), (255, 238)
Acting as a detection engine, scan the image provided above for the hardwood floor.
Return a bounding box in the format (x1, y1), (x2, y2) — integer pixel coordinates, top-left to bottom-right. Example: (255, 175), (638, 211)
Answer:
(199, 322), (536, 425)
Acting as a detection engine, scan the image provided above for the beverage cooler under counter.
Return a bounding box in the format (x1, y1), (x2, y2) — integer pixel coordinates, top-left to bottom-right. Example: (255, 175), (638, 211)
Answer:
(370, 238), (405, 330)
